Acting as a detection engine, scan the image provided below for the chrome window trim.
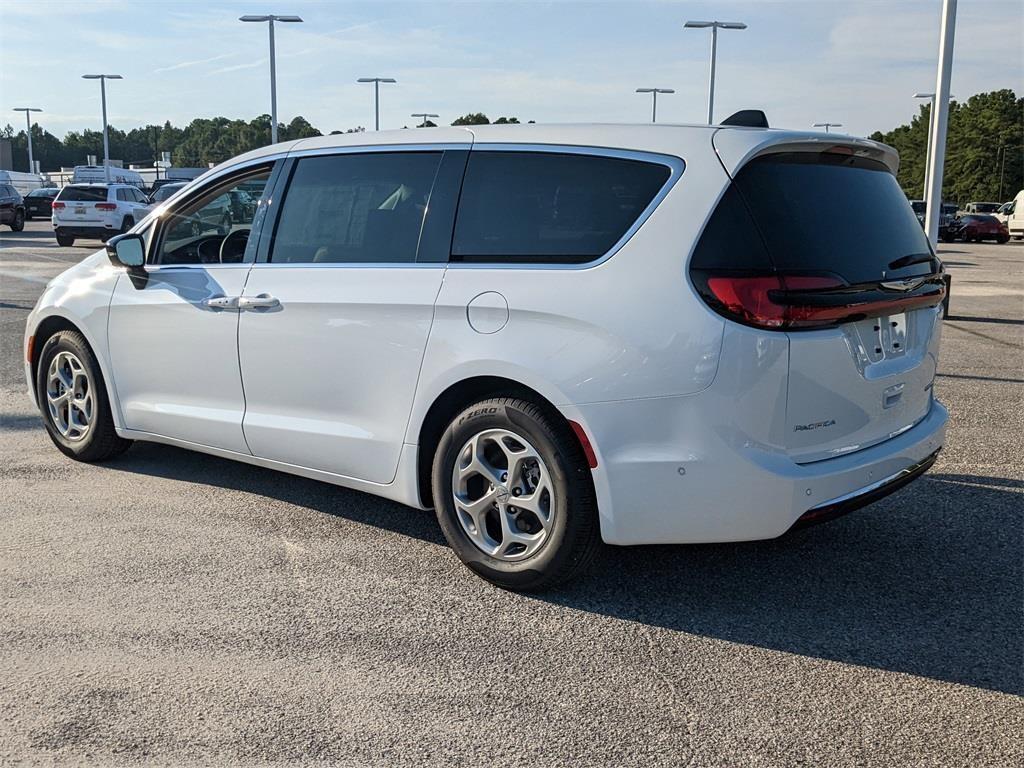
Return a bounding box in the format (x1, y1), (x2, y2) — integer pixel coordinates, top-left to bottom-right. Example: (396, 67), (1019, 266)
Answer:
(447, 143), (685, 270)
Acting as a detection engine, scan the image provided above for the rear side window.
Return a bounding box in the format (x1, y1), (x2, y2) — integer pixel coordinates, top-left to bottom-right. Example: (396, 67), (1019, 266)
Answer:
(269, 152), (443, 264)
(726, 152), (936, 284)
(58, 186), (108, 202)
(451, 151), (671, 264)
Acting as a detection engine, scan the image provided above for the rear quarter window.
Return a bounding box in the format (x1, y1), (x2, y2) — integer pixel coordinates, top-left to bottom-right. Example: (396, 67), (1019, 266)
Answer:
(451, 151), (672, 264)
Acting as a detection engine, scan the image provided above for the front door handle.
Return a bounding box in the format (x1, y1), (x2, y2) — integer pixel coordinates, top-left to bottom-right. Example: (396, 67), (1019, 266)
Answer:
(237, 293), (280, 310)
(203, 295), (239, 309)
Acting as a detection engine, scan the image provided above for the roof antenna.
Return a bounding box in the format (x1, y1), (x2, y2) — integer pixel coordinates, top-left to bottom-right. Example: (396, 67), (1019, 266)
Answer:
(721, 110), (769, 128)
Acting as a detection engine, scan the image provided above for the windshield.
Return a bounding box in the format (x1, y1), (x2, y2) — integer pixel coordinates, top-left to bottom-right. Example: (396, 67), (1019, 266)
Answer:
(27, 188), (57, 198)
(972, 203), (1000, 213)
(151, 184), (185, 202)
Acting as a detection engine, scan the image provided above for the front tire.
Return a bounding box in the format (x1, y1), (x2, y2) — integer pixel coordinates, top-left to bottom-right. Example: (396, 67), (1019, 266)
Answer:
(10, 210), (25, 231)
(36, 330), (131, 462)
(432, 397), (600, 591)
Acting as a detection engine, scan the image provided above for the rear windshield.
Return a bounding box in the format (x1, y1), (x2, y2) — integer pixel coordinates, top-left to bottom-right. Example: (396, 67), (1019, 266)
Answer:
(728, 152), (935, 284)
(151, 184), (185, 202)
(963, 214), (997, 224)
(972, 203), (999, 213)
(58, 186), (109, 202)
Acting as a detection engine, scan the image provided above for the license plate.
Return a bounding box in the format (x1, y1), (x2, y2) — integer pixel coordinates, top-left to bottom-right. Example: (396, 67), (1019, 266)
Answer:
(75, 206), (86, 215)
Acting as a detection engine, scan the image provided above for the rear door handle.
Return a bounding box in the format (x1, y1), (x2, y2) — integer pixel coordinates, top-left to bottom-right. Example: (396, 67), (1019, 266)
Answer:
(203, 295), (239, 309)
(237, 293), (280, 310)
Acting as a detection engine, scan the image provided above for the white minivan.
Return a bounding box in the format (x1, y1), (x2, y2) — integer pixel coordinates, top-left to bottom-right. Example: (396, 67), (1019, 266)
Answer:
(24, 124), (948, 590)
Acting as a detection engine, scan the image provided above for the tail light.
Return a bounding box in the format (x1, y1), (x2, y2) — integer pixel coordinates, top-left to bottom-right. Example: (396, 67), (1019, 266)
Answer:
(96, 203), (117, 211)
(51, 201), (65, 210)
(694, 272), (946, 331)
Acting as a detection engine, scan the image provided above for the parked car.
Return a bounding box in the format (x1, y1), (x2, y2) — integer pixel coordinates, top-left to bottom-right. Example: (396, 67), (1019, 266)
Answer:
(910, 199), (926, 226)
(24, 124), (948, 590)
(961, 202), (1002, 214)
(51, 184), (151, 246)
(0, 183), (26, 231)
(943, 214), (1010, 243)
(937, 203), (960, 241)
(23, 187), (59, 219)
(1005, 190), (1024, 239)
(993, 201), (1014, 226)
(148, 181), (188, 205)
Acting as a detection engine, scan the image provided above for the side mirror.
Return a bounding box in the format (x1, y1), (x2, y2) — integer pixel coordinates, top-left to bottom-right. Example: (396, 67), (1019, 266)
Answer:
(106, 233), (146, 269)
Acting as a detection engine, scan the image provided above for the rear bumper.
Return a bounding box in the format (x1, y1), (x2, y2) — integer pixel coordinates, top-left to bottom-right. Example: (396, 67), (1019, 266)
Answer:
(565, 395), (948, 546)
(53, 224), (118, 239)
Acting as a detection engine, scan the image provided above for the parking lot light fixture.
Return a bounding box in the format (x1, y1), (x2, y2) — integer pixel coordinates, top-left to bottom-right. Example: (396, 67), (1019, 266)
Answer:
(358, 78), (398, 131)
(635, 88), (675, 123)
(13, 107), (42, 174)
(81, 75), (122, 183)
(411, 113), (439, 128)
(812, 122), (842, 134)
(240, 14), (304, 144)
(685, 20), (747, 124)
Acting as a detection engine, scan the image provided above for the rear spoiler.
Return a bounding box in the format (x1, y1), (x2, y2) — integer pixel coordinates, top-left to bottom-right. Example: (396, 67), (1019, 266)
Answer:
(712, 129), (900, 177)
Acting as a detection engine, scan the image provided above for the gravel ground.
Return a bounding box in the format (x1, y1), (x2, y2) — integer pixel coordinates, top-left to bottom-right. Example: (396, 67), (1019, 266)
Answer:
(1, 220), (1021, 766)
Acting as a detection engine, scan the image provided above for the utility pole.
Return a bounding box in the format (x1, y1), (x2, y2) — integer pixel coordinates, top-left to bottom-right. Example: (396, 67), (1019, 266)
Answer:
(685, 20), (747, 124)
(813, 122), (843, 133)
(357, 78), (397, 130)
(82, 75), (122, 182)
(635, 88), (674, 123)
(924, 0), (957, 247)
(240, 14), (304, 144)
(13, 108), (42, 174)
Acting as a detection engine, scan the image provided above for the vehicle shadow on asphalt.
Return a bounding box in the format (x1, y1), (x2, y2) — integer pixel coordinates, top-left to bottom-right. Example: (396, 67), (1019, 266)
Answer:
(540, 472), (1023, 696)
(94, 443), (1024, 696)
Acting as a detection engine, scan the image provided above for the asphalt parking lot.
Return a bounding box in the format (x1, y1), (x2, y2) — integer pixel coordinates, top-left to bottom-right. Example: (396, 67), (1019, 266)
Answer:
(1, 219), (1021, 766)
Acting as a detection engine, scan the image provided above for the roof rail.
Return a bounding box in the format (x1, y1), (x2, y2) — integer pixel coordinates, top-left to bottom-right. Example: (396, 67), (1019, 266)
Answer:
(720, 110), (769, 128)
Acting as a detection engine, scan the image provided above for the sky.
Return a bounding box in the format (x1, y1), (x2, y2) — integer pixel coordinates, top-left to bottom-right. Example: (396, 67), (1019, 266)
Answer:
(1, 0), (1022, 141)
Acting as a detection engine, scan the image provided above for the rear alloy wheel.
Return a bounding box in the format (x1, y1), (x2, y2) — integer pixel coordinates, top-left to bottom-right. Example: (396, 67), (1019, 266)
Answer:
(36, 330), (131, 462)
(432, 397), (600, 591)
(10, 210), (25, 231)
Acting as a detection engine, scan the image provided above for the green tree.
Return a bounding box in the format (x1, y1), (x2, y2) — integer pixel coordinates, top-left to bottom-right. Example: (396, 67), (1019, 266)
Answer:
(871, 89), (1022, 203)
(451, 112), (490, 126)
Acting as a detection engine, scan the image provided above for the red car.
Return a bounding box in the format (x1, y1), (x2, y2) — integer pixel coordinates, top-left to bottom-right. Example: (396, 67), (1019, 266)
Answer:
(945, 214), (1010, 243)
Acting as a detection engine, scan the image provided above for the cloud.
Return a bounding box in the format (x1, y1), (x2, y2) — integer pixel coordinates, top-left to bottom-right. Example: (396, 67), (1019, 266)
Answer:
(154, 53), (236, 74)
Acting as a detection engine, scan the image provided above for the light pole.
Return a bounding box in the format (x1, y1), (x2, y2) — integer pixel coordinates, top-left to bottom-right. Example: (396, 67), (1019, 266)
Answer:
(357, 78), (397, 131)
(684, 20), (746, 124)
(240, 14), (303, 144)
(812, 122), (842, 134)
(12, 107), (42, 174)
(923, 0), (957, 247)
(635, 88), (674, 123)
(81, 75), (122, 182)
(915, 91), (955, 205)
(411, 113), (439, 128)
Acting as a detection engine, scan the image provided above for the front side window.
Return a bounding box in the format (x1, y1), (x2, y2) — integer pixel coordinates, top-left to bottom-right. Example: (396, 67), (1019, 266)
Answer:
(451, 151), (672, 264)
(154, 169), (271, 265)
(269, 152), (443, 264)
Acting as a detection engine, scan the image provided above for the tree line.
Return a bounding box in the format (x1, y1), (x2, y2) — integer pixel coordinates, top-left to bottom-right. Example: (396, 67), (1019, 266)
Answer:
(869, 89), (1021, 203)
(0, 112), (531, 172)
(2, 91), (1018, 202)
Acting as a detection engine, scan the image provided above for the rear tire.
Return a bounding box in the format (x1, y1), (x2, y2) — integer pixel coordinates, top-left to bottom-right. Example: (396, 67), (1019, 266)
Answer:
(432, 397), (601, 591)
(36, 330), (131, 463)
(10, 210), (25, 231)
(997, 235), (1009, 244)
(56, 232), (74, 247)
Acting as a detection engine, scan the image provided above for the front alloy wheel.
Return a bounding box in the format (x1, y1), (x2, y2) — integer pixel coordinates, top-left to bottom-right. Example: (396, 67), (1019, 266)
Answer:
(45, 350), (94, 442)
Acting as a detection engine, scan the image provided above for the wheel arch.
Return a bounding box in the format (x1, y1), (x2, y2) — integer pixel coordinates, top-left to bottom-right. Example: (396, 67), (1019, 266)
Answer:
(414, 375), (591, 509)
(28, 311), (121, 429)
